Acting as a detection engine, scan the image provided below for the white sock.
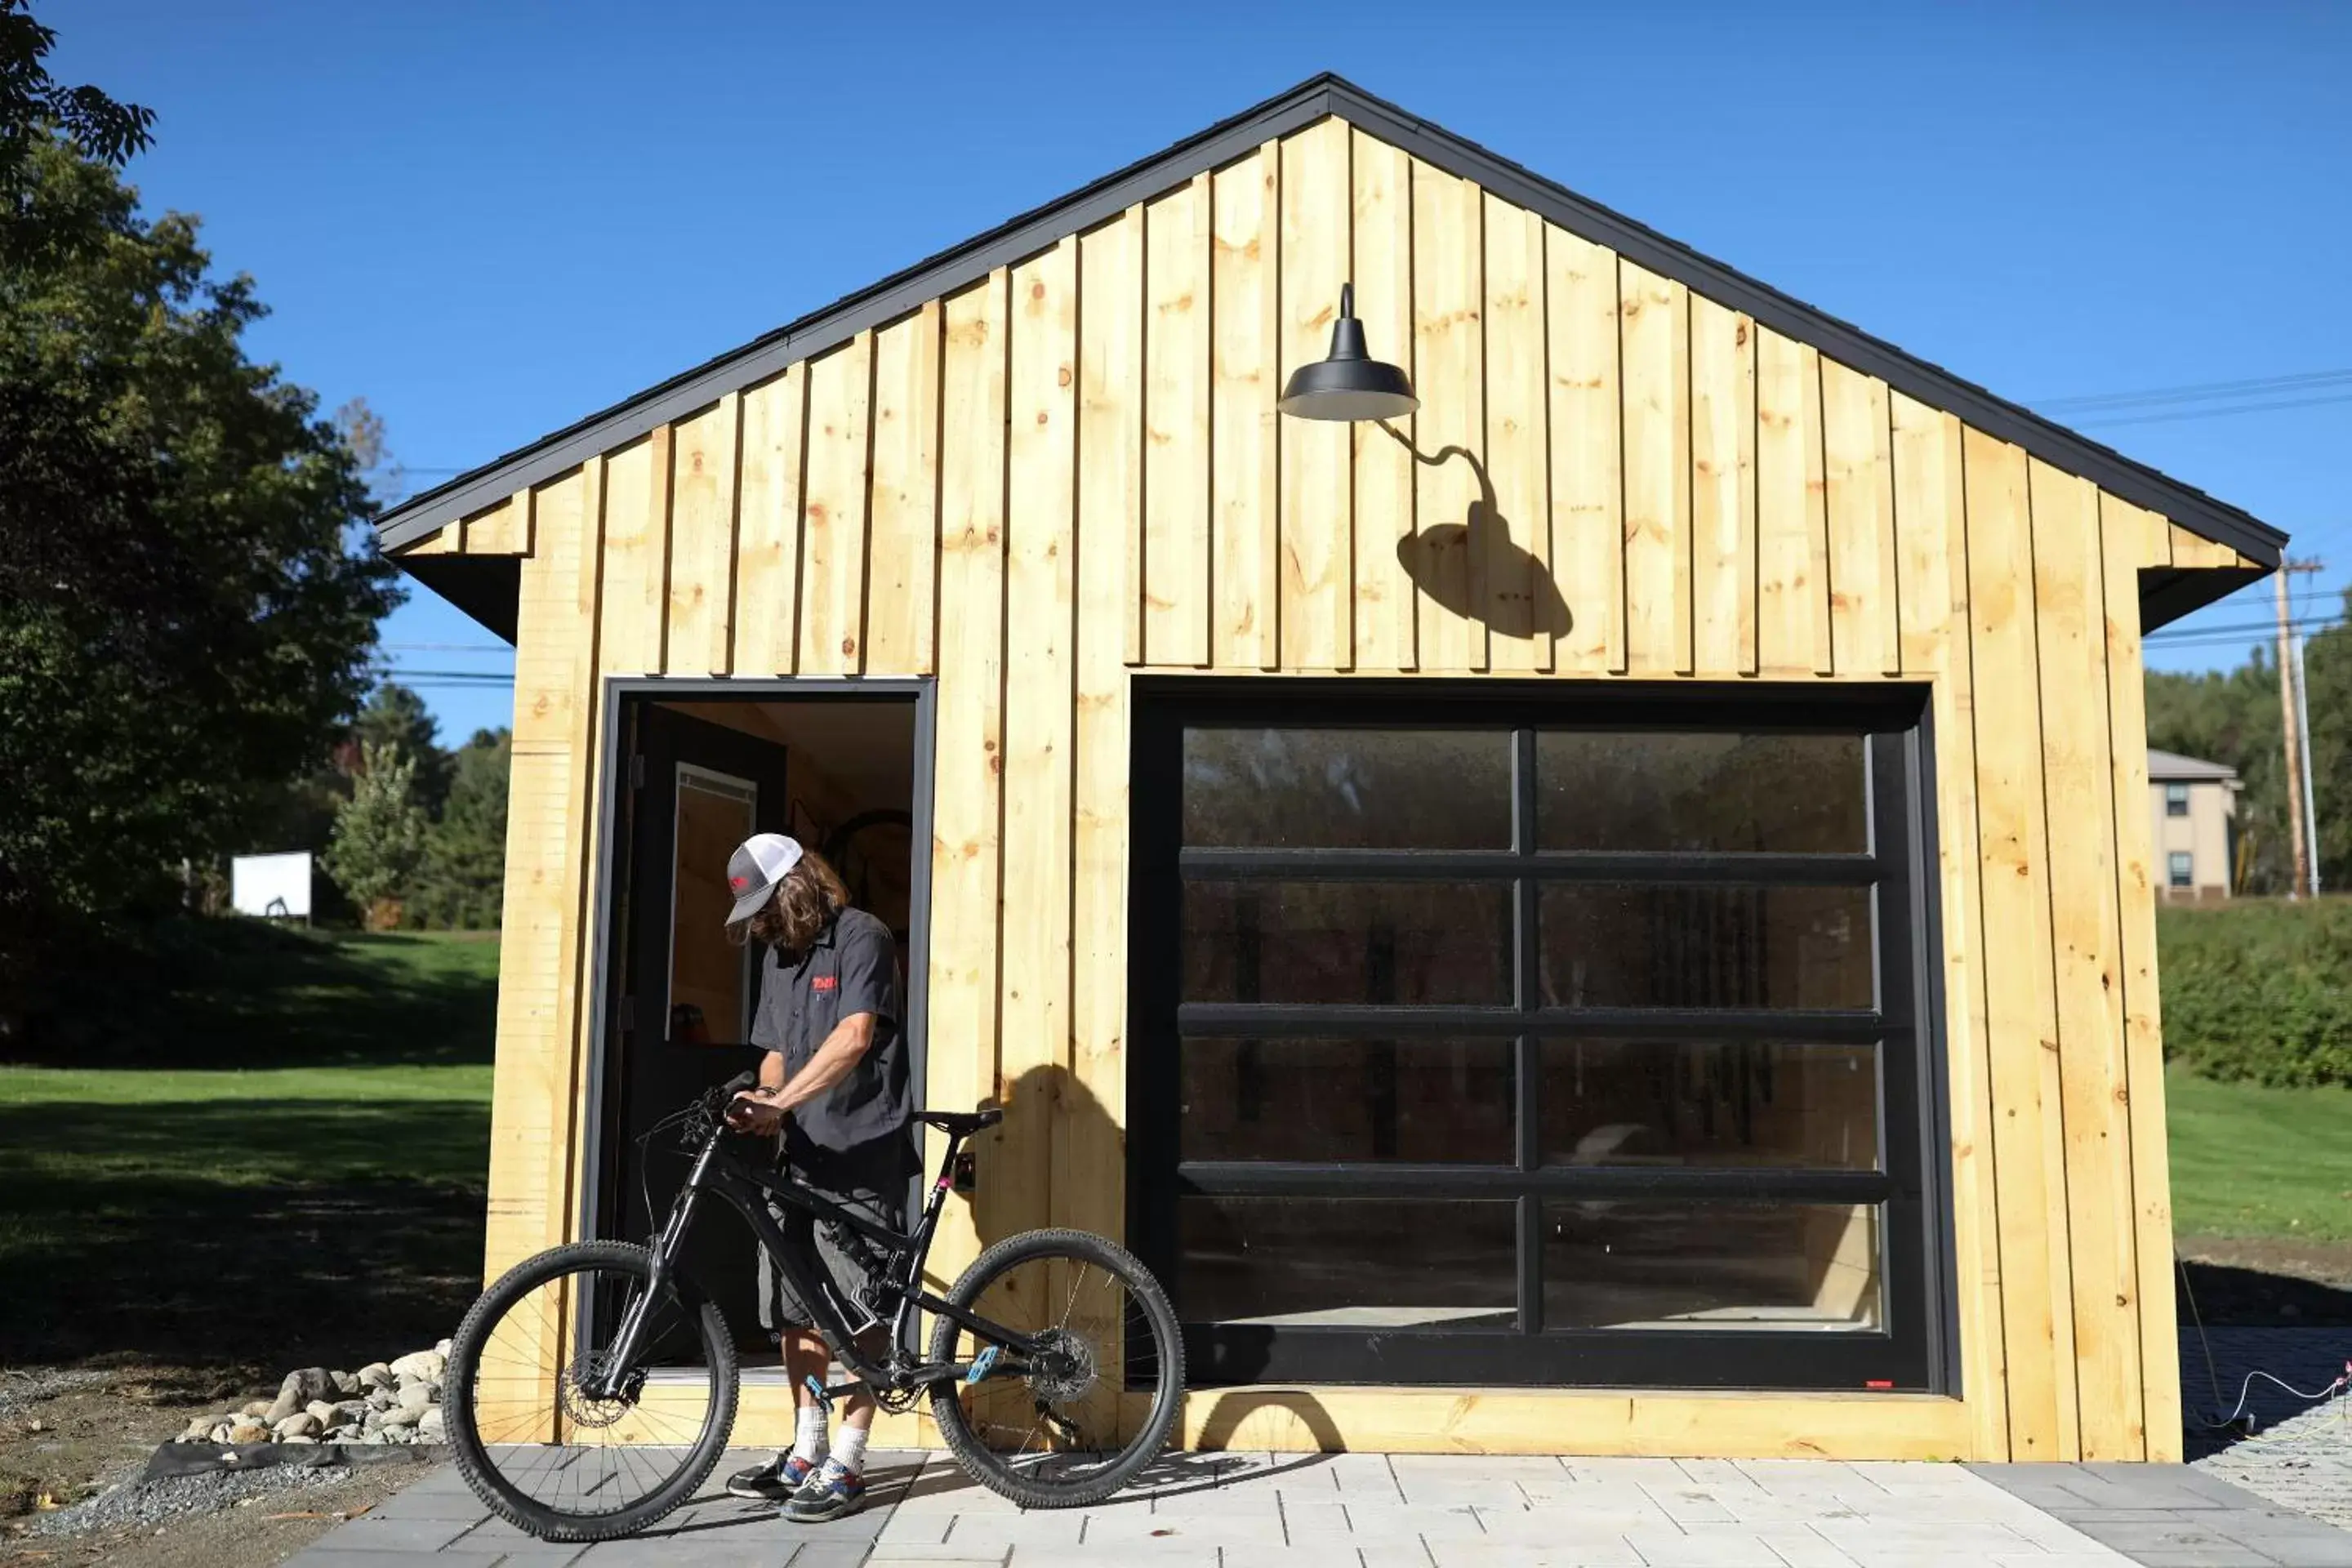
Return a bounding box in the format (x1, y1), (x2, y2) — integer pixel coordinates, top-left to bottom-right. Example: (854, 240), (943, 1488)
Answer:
(791, 1405), (829, 1465)
(830, 1425), (869, 1477)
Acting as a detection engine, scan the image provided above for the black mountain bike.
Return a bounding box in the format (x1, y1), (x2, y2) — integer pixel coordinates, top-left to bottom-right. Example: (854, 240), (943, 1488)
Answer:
(443, 1073), (1183, 1542)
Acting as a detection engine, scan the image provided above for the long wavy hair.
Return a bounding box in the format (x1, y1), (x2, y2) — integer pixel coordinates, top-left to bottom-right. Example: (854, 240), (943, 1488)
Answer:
(730, 849), (851, 954)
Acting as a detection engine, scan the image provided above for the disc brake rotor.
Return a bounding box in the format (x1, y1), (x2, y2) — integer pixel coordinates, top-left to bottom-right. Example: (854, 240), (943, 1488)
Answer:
(556, 1354), (636, 1429)
(1023, 1327), (1098, 1405)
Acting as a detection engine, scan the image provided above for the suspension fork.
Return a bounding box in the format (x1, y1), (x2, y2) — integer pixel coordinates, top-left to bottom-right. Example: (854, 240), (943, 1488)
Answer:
(588, 1134), (717, 1398)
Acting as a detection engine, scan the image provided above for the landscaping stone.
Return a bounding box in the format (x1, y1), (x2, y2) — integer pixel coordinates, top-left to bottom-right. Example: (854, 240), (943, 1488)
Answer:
(158, 1343), (452, 1454)
(416, 1408), (445, 1442)
(265, 1367), (333, 1423)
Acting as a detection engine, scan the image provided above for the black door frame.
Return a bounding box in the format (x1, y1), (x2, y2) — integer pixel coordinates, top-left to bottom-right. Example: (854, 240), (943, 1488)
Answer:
(575, 677), (939, 1258)
(1126, 676), (1958, 1394)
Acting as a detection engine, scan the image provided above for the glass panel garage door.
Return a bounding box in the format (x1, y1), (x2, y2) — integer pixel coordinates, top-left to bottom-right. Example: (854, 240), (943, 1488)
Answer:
(1127, 683), (1951, 1392)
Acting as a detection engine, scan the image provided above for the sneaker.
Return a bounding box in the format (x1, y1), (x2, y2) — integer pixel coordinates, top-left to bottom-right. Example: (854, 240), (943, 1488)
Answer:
(724, 1453), (817, 1501)
(781, 1458), (867, 1522)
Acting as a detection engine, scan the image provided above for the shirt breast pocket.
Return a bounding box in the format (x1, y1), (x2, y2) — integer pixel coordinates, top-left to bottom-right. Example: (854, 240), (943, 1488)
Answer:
(800, 975), (841, 1049)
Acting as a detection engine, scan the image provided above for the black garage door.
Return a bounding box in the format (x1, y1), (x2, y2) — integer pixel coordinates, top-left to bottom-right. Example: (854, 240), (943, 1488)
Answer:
(1126, 680), (1953, 1392)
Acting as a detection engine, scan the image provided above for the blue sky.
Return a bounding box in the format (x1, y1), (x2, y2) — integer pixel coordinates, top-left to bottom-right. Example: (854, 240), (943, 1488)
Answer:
(60, 1), (2352, 741)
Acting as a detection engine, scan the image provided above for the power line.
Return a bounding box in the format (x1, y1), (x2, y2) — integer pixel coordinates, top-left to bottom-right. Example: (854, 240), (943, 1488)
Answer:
(2031, 367), (2352, 413)
(368, 668), (514, 683)
(2069, 390), (2352, 430)
(2146, 613), (2344, 644)
(381, 641), (511, 653)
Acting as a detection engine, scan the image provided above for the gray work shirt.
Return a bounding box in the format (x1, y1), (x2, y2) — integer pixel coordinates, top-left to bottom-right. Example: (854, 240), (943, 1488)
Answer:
(750, 906), (911, 1158)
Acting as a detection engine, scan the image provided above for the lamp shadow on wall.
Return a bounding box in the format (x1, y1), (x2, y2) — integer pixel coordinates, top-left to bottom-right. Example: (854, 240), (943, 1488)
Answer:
(1379, 422), (1572, 642)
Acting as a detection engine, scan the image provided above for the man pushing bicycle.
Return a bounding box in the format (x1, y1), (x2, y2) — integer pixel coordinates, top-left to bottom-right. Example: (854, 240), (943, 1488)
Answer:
(717, 831), (914, 1523)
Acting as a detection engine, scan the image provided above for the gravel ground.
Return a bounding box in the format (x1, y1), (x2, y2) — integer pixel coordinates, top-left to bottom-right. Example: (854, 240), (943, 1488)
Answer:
(2186, 1325), (2352, 1530)
(25, 1464), (367, 1539)
(0, 1371), (114, 1420)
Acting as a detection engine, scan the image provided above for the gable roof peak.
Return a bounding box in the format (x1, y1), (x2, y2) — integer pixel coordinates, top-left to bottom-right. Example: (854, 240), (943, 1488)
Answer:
(377, 71), (2282, 572)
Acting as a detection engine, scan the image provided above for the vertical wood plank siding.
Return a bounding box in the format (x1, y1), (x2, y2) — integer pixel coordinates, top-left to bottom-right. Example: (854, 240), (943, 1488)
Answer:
(455, 114), (2226, 1460)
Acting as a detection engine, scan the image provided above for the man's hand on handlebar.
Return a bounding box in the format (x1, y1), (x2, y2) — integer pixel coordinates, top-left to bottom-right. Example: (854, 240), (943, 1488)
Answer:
(724, 1087), (786, 1136)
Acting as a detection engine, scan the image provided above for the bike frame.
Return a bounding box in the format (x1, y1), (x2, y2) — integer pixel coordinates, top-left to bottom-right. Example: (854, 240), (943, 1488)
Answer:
(591, 1117), (1043, 1398)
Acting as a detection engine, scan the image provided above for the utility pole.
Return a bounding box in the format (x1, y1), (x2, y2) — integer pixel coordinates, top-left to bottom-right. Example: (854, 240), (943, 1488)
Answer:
(2296, 630), (2323, 896)
(2274, 558), (2324, 898)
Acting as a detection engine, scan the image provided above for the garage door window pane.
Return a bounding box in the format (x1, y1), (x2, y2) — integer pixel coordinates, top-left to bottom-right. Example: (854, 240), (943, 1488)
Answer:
(1180, 1197), (1517, 1329)
(1538, 733), (1866, 853)
(1184, 882), (1513, 1005)
(1540, 1040), (1878, 1170)
(1543, 1202), (1882, 1330)
(1184, 728), (1513, 849)
(1539, 884), (1873, 1009)
(1181, 1038), (1515, 1163)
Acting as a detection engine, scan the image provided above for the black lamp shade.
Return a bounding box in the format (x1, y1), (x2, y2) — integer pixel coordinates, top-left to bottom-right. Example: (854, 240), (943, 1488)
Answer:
(1279, 283), (1419, 421)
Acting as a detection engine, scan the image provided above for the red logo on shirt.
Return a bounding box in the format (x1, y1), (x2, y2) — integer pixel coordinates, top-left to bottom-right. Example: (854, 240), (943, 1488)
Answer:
(812, 975), (837, 991)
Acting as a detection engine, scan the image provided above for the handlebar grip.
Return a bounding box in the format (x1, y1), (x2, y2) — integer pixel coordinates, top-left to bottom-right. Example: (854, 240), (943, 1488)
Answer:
(720, 1070), (759, 1097)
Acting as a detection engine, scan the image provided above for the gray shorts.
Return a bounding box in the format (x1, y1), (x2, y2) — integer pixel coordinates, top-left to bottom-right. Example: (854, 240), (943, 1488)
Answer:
(756, 1138), (911, 1335)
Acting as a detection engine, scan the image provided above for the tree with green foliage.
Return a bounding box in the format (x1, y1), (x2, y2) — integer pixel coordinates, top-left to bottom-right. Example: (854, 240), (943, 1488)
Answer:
(325, 744), (429, 930)
(412, 729), (511, 929)
(0, 2), (399, 1030)
(355, 683), (454, 818)
(2300, 591), (2352, 890)
(2144, 604), (2352, 896)
(0, 0), (153, 186)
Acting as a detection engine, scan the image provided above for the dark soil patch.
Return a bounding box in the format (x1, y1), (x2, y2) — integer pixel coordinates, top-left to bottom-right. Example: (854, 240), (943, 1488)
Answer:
(2177, 1235), (2352, 1325)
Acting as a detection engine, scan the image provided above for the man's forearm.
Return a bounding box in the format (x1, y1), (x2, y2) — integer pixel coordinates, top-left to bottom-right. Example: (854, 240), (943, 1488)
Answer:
(768, 1017), (875, 1114)
(758, 1049), (786, 1092)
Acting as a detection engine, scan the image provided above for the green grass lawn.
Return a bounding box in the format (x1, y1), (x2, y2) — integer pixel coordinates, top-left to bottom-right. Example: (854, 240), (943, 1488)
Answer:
(0, 924), (497, 1371)
(2167, 1067), (2352, 1243)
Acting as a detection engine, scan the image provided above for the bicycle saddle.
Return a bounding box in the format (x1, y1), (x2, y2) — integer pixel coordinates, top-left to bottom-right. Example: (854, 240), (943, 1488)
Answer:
(913, 1107), (1004, 1135)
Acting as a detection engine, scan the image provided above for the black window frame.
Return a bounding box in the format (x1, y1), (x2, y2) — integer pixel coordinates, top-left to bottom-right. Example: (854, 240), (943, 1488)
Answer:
(1127, 679), (1954, 1395)
(2165, 782), (2190, 817)
(2168, 851), (2194, 889)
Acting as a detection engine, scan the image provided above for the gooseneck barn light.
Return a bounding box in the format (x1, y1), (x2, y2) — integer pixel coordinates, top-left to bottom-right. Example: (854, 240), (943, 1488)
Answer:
(1278, 283), (1419, 422)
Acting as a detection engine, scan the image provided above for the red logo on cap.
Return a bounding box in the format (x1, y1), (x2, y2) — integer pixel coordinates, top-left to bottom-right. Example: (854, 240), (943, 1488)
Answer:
(729, 875), (749, 890)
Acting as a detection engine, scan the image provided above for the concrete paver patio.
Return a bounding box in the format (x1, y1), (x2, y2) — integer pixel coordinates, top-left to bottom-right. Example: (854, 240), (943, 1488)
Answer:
(280, 1450), (2352, 1568)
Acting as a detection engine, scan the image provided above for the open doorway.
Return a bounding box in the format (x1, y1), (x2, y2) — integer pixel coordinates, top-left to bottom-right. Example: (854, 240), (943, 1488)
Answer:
(588, 684), (931, 1354)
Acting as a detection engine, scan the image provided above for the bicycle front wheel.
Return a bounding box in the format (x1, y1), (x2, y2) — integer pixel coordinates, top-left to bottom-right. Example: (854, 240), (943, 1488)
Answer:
(928, 1227), (1183, 1508)
(445, 1241), (738, 1542)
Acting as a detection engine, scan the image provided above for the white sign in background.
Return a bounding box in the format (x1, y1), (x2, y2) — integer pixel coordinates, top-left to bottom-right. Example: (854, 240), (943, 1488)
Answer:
(231, 852), (313, 920)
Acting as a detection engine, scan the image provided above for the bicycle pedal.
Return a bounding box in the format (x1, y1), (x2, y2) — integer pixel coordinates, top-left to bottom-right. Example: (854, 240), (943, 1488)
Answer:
(803, 1374), (835, 1414)
(965, 1347), (1000, 1385)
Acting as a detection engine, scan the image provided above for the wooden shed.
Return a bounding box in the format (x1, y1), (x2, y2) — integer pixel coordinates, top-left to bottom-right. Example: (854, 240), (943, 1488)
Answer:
(376, 76), (2283, 1463)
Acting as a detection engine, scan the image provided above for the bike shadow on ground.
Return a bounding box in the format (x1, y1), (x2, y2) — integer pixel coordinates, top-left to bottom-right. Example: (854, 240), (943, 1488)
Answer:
(884, 1390), (1350, 1508)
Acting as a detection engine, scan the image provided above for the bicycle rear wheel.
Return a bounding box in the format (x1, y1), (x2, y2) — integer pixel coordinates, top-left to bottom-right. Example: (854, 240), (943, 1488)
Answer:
(928, 1227), (1183, 1508)
(445, 1241), (738, 1542)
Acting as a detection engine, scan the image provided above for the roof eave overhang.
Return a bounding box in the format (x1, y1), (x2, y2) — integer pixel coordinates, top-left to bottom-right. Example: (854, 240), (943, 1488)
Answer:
(374, 74), (2287, 573)
(2139, 563), (2268, 635)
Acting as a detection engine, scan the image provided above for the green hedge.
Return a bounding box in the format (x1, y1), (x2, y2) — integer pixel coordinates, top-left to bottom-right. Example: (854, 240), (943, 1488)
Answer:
(2158, 899), (2352, 1087)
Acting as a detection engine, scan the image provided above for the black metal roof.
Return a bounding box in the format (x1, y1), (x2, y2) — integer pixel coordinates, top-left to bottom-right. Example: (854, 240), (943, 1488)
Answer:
(374, 73), (2285, 573)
